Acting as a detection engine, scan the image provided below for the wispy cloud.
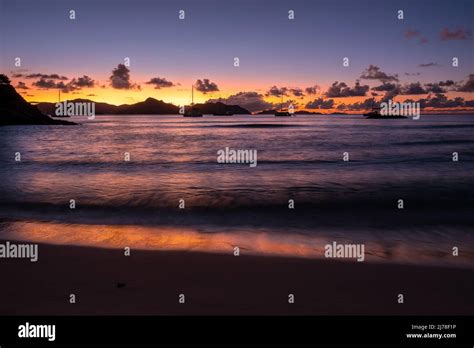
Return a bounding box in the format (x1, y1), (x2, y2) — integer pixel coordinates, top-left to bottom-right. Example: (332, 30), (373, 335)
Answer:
(404, 29), (420, 39)
(24, 73), (68, 80)
(440, 27), (472, 41)
(418, 62), (439, 68)
(404, 29), (428, 44)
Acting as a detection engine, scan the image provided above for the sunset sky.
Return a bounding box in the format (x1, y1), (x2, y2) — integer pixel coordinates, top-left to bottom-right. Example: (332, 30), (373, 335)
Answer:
(1, 0), (473, 112)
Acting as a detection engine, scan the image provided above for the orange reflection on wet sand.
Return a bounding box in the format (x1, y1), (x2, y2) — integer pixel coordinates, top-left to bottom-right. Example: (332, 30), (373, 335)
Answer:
(2, 221), (471, 267)
(2, 221), (321, 258)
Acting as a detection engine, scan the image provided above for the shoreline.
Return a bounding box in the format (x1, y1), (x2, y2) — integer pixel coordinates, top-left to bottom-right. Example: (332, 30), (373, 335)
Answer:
(1, 219), (472, 269)
(0, 239), (472, 315)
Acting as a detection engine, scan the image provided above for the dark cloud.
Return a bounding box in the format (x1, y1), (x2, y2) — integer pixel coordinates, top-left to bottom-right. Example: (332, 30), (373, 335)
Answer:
(372, 82), (399, 92)
(325, 80), (369, 98)
(25, 73), (68, 80)
(418, 62), (439, 67)
(424, 83), (446, 94)
(371, 82), (402, 102)
(440, 27), (472, 41)
(266, 85), (288, 97)
(305, 85), (320, 95)
(289, 87), (304, 97)
(417, 93), (467, 108)
(343, 98), (378, 110)
(360, 65), (399, 82)
(342, 94), (474, 111)
(195, 79), (219, 94)
(145, 77), (175, 89)
(33, 78), (59, 89)
(228, 91), (273, 112)
(32, 75), (95, 93)
(305, 98), (335, 109)
(61, 76), (96, 93)
(439, 80), (455, 87)
(71, 75), (95, 88)
(380, 86), (402, 102)
(110, 64), (135, 89)
(15, 81), (29, 89)
(384, 91), (400, 102)
(404, 30), (429, 44)
(405, 72), (421, 76)
(208, 91), (272, 112)
(55, 81), (72, 92)
(401, 82), (427, 95)
(456, 74), (474, 92)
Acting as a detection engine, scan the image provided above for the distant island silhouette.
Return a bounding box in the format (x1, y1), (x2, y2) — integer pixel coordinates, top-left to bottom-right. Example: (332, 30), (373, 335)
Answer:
(2, 76), (470, 126)
(256, 109), (338, 115)
(36, 98), (251, 116)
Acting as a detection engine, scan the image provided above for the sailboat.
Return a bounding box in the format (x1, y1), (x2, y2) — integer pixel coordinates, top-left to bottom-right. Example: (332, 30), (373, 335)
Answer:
(183, 84), (203, 117)
(51, 89), (63, 117)
(274, 94), (291, 116)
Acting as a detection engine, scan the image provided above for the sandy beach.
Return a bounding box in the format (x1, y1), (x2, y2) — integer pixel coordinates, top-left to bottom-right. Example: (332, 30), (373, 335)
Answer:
(0, 239), (472, 316)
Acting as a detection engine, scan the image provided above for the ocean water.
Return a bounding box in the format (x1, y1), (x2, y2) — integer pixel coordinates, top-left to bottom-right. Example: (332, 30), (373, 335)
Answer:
(0, 114), (473, 266)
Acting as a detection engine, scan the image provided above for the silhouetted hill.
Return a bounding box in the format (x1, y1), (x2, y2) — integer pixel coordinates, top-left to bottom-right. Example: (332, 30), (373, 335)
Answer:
(257, 110), (326, 115)
(116, 97), (179, 114)
(38, 98), (179, 115)
(36, 98), (250, 115)
(0, 83), (76, 126)
(295, 111), (323, 115)
(37, 99), (118, 115)
(191, 102), (250, 115)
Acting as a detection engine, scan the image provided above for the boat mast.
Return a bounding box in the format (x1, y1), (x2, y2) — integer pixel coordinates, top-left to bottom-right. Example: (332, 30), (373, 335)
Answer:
(191, 84), (194, 105)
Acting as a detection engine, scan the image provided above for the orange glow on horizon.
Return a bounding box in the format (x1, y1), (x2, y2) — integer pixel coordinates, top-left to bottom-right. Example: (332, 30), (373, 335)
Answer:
(12, 76), (474, 113)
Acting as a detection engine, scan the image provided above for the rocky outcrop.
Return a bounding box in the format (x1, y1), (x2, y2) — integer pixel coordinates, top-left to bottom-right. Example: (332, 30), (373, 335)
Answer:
(0, 83), (76, 125)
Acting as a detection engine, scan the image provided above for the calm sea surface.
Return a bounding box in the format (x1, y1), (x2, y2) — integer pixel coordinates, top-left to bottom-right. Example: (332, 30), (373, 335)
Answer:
(1, 114), (473, 266)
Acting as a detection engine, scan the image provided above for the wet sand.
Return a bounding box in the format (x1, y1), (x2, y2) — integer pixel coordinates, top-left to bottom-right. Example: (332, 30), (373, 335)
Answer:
(0, 239), (472, 315)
